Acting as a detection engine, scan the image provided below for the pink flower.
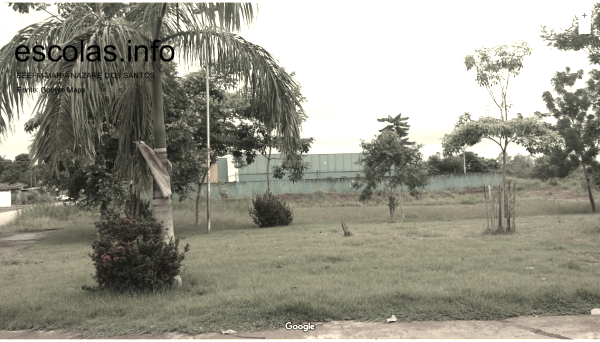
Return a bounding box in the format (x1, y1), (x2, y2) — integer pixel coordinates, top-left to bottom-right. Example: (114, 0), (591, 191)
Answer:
(163, 276), (170, 282)
(113, 256), (119, 262)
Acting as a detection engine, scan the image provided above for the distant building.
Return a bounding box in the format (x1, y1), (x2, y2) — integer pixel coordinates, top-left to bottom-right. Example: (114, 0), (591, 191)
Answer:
(0, 182), (26, 206)
(217, 153), (364, 183)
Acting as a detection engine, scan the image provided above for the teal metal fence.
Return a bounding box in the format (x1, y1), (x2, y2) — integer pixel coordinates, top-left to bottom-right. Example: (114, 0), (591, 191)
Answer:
(173, 172), (503, 199)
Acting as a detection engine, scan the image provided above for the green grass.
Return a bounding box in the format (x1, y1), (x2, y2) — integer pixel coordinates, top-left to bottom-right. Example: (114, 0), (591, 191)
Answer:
(1, 184), (600, 337)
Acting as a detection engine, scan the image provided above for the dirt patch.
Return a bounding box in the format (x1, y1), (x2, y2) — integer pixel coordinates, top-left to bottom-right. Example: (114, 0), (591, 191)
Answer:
(0, 230), (58, 258)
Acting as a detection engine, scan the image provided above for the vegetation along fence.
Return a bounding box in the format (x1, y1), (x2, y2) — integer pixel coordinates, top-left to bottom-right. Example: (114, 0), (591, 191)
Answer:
(173, 172), (503, 199)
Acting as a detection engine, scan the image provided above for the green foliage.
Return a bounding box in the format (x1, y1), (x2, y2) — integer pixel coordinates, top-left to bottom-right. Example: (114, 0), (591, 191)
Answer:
(539, 67), (600, 211)
(248, 192), (293, 228)
(443, 116), (563, 157)
(271, 138), (314, 183)
(88, 214), (190, 291)
(540, 4), (600, 65)
(353, 114), (428, 220)
(165, 65), (267, 201)
(464, 41), (533, 120)
(427, 152), (499, 175)
(0, 153), (36, 185)
(26, 190), (55, 204)
(498, 153), (535, 179)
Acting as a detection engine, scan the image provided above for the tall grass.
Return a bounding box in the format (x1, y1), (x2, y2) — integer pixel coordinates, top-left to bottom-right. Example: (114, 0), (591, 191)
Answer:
(0, 203), (97, 237)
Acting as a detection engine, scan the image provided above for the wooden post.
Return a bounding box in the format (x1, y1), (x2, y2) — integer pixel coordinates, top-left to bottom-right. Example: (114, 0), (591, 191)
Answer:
(512, 182), (516, 232)
(489, 183), (495, 231)
(484, 186), (490, 230)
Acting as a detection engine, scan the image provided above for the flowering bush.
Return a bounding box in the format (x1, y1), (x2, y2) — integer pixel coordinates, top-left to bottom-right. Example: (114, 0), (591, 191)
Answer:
(88, 213), (190, 291)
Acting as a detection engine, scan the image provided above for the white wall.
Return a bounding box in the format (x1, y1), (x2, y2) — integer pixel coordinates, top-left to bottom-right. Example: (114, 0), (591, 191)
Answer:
(0, 191), (11, 207)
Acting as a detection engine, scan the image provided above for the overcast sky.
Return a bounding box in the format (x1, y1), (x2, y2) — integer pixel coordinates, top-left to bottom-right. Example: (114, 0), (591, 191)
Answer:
(0, 1), (597, 161)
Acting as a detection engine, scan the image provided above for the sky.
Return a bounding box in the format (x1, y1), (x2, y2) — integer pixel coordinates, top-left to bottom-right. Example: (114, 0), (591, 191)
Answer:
(0, 1), (597, 161)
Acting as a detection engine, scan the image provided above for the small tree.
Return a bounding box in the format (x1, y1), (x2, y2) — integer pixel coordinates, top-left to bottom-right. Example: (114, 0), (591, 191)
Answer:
(540, 67), (600, 212)
(264, 136), (314, 192)
(445, 41), (562, 232)
(353, 114), (428, 221)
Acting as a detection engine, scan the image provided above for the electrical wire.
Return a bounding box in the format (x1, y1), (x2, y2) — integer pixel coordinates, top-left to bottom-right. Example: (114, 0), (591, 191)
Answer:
(0, 22), (9, 42)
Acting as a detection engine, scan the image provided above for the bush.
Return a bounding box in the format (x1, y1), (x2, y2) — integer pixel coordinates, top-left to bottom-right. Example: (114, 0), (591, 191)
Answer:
(27, 190), (54, 204)
(248, 192), (293, 228)
(88, 214), (190, 291)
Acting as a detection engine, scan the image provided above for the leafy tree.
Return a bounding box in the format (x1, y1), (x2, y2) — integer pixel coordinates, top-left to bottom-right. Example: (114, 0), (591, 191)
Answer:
(260, 136), (314, 193)
(539, 67), (600, 212)
(166, 67), (266, 225)
(0, 2), (305, 283)
(498, 153), (535, 179)
(253, 75), (314, 193)
(444, 41), (562, 231)
(353, 114), (428, 221)
(531, 154), (573, 181)
(427, 152), (498, 175)
(460, 41), (534, 180)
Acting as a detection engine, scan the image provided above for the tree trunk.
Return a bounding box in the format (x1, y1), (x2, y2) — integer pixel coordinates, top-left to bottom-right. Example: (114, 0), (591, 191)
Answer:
(389, 194), (395, 222)
(463, 149), (466, 174)
(489, 183), (495, 231)
(195, 172), (207, 226)
(151, 55), (180, 285)
(500, 147), (507, 230)
(582, 163), (596, 213)
(499, 182), (505, 233)
(399, 183), (405, 219)
(506, 181), (511, 232)
(266, 145), (272, 193)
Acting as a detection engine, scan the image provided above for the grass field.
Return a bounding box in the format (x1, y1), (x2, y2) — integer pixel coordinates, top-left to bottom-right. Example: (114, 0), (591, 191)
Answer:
(0, 176), (599, 337)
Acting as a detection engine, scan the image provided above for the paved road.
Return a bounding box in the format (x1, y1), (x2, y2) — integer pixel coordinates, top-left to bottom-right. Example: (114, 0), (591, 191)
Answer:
(0, 207), (20, 226)
(0, 314), (599, 339)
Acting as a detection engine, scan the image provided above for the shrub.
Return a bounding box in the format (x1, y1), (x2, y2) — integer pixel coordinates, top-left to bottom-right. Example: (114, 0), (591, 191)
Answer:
(87, 214), (190, 291)
(248, 192), (293, 228)
(27, 190), (54, 204)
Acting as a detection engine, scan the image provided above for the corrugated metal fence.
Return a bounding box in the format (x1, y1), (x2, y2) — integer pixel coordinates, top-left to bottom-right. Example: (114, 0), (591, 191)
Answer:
(174, 172), (503, 199)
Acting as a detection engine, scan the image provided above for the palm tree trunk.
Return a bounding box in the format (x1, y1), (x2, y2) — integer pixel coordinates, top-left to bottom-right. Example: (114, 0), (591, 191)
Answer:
(582, 163), (596, 213)
(266, 145), (272, 193)
(151, 59), (175, 243)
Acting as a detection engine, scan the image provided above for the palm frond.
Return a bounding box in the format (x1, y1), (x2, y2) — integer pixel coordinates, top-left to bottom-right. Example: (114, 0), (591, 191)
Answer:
(165, 27), (303, 154)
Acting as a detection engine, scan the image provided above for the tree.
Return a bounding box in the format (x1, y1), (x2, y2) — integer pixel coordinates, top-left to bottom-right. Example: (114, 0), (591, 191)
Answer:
(444, 41), (563, 231)
(461, 41), (533, 181)
(251, 73), (313, 193)
(539, 67), (600, 212)
(260, 136), (314, 193)
(427, 152), (498, 175)
(1, 3), (305, 286)
(353, 114), (428, 221)
(497, 153), (535, 179)
(540, 4), (600, 65)
(165, 67), (266, 225)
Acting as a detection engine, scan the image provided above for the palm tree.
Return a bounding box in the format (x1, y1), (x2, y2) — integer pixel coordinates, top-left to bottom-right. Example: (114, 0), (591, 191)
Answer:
(0, 3), (304, 282)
